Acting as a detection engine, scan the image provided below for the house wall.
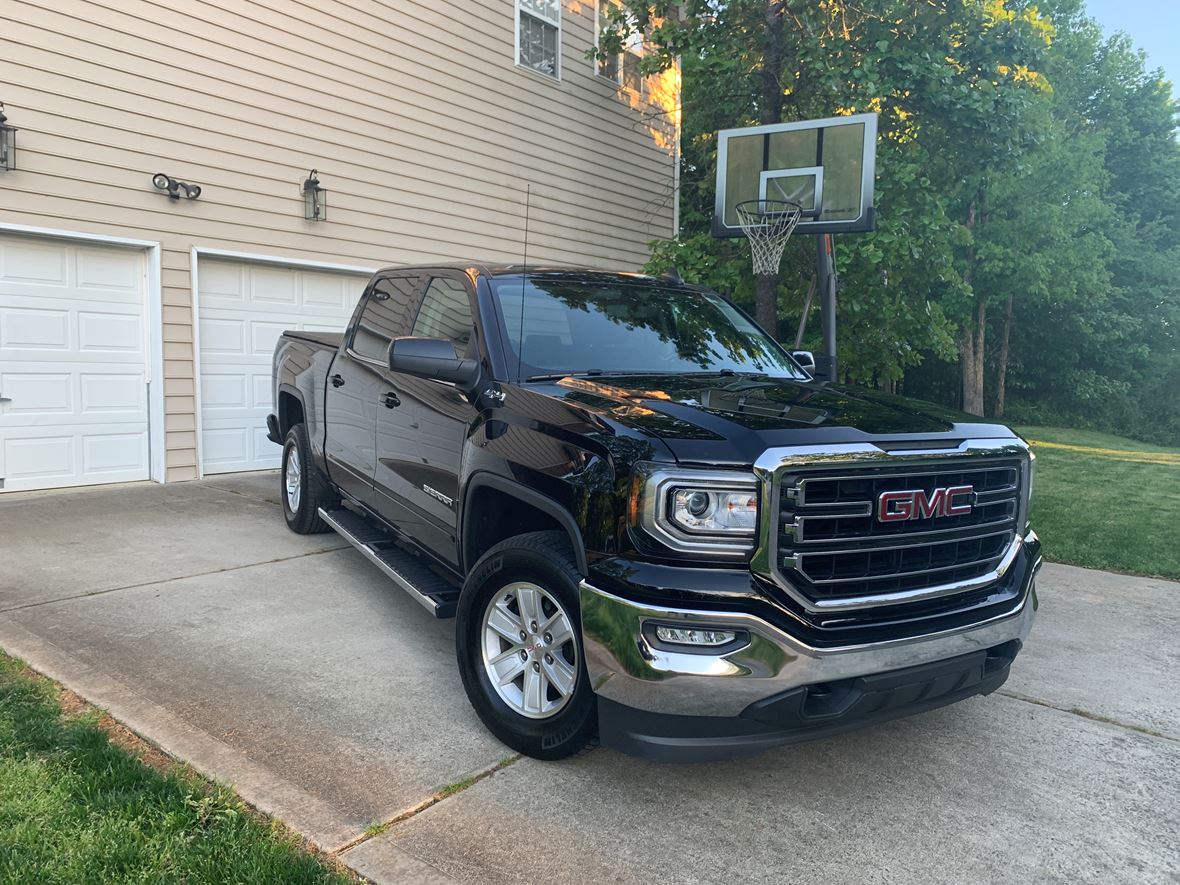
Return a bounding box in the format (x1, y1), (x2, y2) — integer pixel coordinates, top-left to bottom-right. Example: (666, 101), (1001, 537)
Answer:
(0, 0), (679, 481)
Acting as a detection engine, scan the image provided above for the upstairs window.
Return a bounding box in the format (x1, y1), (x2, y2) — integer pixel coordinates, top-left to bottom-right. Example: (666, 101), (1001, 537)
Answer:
(596, 0), (644, 93)
(517, 0), (561, 79)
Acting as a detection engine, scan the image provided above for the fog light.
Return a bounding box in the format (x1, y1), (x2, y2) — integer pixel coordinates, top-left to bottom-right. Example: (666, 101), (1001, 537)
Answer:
(654, 625), (737, 647)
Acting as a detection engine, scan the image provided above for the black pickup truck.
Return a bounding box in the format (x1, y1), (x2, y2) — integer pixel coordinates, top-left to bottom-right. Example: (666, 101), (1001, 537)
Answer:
(268, 263), (1041, 762)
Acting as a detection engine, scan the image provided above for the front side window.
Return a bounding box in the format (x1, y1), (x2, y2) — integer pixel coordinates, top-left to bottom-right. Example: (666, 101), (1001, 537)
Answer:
(517, 0), (560, 79)
(351, 275), (420, 362)
(412, 277), (474, 358)
(491, 277), (805, 380)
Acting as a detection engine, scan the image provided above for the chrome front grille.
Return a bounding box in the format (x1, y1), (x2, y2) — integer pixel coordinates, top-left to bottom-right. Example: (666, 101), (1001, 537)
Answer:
(770, 453), (1025, 611)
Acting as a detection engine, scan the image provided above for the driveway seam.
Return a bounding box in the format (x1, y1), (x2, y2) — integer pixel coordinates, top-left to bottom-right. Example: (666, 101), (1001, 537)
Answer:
(0, 545), (349, 615)
(998, 689), (1178, 743)
(201, 480), (284, 507)
(332, 754), (523, 856)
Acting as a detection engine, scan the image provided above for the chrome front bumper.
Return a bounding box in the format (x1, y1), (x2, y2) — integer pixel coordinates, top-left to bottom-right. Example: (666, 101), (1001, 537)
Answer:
(581, 545), (1041, 719)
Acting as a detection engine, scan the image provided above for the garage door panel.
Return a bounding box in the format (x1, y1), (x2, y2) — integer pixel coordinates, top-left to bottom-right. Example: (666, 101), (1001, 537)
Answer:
(250, 321), (288, 356)
(78, 310), (142, 352)
(249, 267), (298, 305)
(80, 372), (147, 414)
(0, 240), (68, 286)
(201, 373), (250, 409)
(82, 431), (148, 475)
(76, 247), (144, 294)
(197, 259), (366, 475)
(0, 306), (72, 350)
(200, 425), (251, 469)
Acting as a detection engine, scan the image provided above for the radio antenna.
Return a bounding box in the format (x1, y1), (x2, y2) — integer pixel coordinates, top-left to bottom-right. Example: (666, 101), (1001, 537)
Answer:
(516, 184), (530, 383)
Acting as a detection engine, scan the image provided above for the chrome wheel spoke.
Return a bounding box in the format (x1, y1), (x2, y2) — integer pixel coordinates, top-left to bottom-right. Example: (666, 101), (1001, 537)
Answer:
(285, 449), (301, 510)
(522, 665), (545, 715)
(515, 586), (542, 629)
(542, 653), (576, 697)
(489, 649), (527, 685)
(542, 614), (573, 648)
(486, 604), (523, 643)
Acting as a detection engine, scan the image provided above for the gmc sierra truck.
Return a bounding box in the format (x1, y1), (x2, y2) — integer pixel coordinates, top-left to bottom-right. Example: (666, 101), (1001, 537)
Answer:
(268, 264), (1041, 762)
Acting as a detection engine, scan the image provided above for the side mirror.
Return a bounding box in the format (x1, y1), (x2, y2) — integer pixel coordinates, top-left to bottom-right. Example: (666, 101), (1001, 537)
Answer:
(389, 337), (480, 390)
(791, 350), (816, 374)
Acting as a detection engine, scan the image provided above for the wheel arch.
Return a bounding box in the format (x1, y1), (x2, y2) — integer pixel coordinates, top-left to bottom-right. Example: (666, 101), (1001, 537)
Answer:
(276, 384), (306, 436)
(462, 474), (588, 577)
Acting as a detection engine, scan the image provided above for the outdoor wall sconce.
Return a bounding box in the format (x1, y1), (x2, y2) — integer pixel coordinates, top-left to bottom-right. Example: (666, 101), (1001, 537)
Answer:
(0, 104), (17, 172)
(302, 169), (326, 221)
(152, 172), (201, 200)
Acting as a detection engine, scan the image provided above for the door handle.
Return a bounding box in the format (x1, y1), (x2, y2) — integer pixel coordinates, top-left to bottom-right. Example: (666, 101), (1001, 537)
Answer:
(330, 374), (345, 388)
(382, 391), (401, 408)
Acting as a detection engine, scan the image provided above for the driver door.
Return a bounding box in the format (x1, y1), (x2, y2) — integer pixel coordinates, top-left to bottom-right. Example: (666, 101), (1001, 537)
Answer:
(374, 273), (478, 565)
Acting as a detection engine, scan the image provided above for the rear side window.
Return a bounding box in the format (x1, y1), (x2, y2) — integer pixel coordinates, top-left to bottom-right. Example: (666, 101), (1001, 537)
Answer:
(352, 275), (419, 361)
(412, 277), (474, 358)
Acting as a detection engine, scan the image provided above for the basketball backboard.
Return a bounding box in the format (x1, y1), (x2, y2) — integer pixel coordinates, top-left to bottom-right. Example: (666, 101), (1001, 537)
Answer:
(713, 113), (878, 237)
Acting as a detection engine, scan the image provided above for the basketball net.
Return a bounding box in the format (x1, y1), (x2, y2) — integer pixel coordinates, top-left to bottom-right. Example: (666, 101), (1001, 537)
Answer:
(736, 199), (803, 276)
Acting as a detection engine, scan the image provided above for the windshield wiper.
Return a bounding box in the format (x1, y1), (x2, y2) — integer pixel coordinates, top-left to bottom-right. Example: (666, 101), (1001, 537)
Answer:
(525, 370), (604, 382)
(524, 370), (681, 382)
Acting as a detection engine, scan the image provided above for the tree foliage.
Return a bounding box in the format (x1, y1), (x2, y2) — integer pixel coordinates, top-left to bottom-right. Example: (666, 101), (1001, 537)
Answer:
(598, 0), (1180, 443)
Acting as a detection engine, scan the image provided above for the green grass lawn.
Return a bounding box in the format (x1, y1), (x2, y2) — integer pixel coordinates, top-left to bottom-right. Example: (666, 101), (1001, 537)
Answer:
(1015, 426), (1180, 580)
(0, 654), (353, 885)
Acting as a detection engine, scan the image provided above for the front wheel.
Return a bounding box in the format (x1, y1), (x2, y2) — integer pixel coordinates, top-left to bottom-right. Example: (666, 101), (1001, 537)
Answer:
(456, 532), (597, 760)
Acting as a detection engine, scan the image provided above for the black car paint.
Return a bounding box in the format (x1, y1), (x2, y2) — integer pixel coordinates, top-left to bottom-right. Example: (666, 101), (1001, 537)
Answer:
(271, 264), (1022, 594)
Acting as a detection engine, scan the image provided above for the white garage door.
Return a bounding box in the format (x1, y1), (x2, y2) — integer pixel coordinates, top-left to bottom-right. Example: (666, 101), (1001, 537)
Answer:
(0, 235), (150, 492)
(197, 258), (366, 474)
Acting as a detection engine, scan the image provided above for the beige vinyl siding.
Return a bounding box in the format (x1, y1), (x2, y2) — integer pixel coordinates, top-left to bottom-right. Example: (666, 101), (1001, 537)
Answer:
(0, 0), (678, 481)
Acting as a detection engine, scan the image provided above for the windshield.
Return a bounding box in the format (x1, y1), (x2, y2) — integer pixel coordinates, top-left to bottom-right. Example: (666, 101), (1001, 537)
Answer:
(491, 277), (805, 381)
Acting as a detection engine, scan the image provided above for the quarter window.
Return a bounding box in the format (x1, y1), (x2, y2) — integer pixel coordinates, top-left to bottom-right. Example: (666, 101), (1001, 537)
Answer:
(412, 277), (474, 358)
(517, 0), (560, 79)
(351, 276), (420, 362)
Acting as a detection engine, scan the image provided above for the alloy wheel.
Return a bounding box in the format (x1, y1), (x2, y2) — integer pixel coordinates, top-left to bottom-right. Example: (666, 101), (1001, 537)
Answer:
(285, 446), (301, 512)
(480, 581), (578, 719)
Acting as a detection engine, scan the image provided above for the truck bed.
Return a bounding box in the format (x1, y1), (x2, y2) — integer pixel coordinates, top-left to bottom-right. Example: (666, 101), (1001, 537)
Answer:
(281, 330), (344, 348)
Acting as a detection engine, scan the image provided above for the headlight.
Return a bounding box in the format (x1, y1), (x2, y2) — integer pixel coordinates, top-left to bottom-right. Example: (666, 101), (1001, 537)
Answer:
(670, 488), (758, 534)
(632, 465), (759, 557)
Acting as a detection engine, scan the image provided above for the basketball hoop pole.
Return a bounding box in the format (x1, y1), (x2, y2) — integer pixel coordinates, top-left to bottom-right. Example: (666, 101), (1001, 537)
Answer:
(814, 233), (838, 381)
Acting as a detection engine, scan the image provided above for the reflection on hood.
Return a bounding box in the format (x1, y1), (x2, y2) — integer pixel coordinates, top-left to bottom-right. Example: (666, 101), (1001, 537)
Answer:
(550, 373), (972, 439)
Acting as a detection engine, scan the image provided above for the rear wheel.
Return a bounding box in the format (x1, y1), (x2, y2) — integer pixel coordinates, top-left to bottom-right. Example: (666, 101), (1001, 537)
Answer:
(456, 531), (597, 760)
(280, 423), (335, 534)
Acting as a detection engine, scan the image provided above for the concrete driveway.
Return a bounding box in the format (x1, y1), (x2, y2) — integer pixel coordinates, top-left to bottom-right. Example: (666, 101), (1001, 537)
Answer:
(1, 474), (1177, 884)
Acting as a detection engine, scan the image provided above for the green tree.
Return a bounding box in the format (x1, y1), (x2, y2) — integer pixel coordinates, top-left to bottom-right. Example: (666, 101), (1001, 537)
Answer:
(598, 0), (1054, 393)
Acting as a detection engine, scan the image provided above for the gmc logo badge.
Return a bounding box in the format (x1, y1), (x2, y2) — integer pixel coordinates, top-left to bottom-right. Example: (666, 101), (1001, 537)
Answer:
(877, 485), (975, 522)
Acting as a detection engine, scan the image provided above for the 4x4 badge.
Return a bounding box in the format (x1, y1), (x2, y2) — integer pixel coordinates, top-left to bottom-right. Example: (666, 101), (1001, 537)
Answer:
(877, 485), (975, 522)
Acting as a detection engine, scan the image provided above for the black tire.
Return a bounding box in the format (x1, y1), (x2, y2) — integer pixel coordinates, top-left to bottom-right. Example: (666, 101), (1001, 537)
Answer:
(456, 531), (598, 760)
(280, 423), (336, 534)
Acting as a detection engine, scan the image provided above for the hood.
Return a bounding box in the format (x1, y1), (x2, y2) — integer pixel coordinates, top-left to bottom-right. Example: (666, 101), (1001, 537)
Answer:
(531, 373), (1015, 466)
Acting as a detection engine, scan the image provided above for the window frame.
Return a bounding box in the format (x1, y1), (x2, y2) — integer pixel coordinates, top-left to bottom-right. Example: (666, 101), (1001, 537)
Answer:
(410, 275), (477, 360)
(594, 0), (645, 95)
(347, 272), (424, 366)
(515, 0), (562, 82)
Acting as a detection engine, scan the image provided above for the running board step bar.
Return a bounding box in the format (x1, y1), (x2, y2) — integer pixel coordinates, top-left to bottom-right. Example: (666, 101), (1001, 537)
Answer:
(317, 507), (460, 618)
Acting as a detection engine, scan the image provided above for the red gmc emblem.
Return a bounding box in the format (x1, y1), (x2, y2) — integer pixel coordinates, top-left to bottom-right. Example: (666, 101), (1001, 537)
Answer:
(877, 485), (975, 522)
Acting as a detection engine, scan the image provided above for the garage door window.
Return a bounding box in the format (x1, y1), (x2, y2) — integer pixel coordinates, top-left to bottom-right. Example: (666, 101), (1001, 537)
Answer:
(412, 277), (474, 358)
(352, 275), (420, 362)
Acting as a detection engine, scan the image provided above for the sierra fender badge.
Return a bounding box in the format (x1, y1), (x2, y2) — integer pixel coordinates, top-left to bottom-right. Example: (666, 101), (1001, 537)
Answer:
(422, 484), (455, 508)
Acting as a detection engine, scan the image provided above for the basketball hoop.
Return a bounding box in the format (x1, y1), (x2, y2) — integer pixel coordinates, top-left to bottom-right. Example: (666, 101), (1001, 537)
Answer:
(735, 199), (803, 275)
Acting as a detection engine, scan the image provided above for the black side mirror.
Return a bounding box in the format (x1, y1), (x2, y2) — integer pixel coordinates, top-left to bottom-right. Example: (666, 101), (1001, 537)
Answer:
(791, 350), (817, 374)
(389, 337), (480, 390)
